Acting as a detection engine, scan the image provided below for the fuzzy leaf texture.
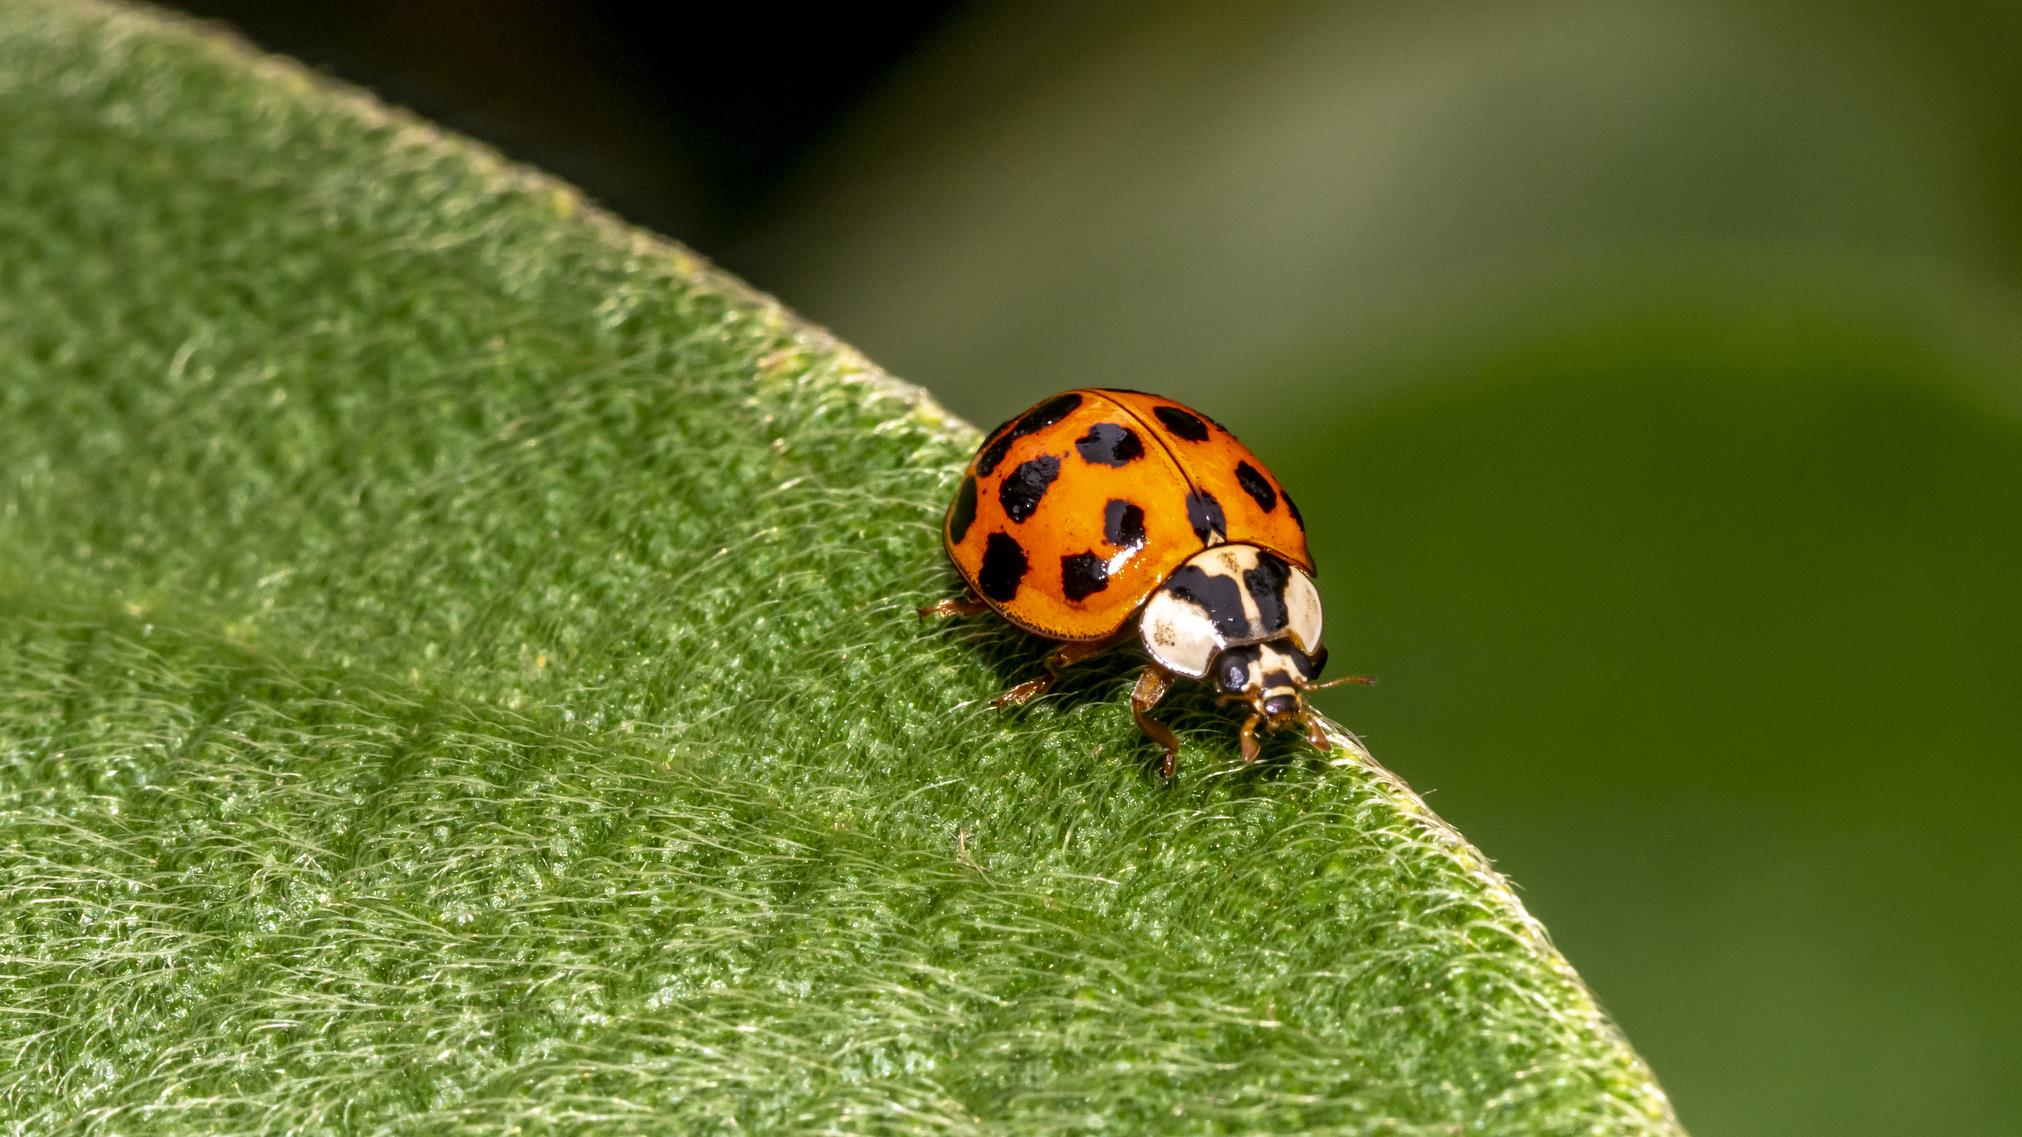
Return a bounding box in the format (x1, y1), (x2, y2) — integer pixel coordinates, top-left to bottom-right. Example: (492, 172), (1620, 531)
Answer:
(0, 3), (1681, 1134)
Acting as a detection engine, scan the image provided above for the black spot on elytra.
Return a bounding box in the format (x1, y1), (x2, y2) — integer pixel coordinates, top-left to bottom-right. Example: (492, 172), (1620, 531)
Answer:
(948, 475), (978, 543)
(998, 454), (1062, 523)
(1284, 487), (1305, 529)
(1164, 564), (1250, 638)
(976, 434), (1016, 480)
(1234, 460), (1277, 512)
(1185, 490), (1227, 541)
(979, 532), (1029, 601)
(1215, 644), (1261, 694)
(1243, 552), (1291, 633)
(1074, 422), (1144, 467)
(1153, 405), (1211, 442)
(977, 393), (1083, 477)
(1103, 499), (1147, 549)
(1060, 551), (1110, 601)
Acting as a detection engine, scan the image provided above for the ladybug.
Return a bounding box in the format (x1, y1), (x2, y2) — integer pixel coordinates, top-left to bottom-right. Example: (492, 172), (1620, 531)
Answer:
(921, 389), (1369, 778)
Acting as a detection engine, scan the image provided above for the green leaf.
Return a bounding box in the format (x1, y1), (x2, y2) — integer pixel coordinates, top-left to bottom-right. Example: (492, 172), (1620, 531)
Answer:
(0, 3), (1680, 1133)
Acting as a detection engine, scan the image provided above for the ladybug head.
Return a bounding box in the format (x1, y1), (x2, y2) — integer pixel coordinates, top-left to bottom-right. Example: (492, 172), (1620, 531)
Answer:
(1259, 692), (1301, 720)
(1140, 543), (1369, 763)
(1211, 640), (1329, 759)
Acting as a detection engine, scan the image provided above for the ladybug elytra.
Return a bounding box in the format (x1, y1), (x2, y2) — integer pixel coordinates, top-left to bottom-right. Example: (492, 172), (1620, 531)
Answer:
(922, 389), (1369, 778)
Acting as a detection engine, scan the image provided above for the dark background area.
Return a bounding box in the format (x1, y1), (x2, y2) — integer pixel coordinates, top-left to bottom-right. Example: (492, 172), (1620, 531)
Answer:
(165, 4), (2022, 1134)
(174, 1), (967, 255)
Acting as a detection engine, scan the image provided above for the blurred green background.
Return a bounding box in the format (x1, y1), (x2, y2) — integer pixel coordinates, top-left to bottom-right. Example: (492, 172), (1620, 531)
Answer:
(165, 3), (2022, 1132)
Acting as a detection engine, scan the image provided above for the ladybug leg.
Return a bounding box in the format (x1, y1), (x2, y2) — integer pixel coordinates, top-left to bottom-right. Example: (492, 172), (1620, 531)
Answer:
(1304, 714), (1333, 753)
(993, 638), (1113, 709)
(917, 588), (991, 620)
(1130, 665), (1181, 780)
(1238, 713), (1263, 763)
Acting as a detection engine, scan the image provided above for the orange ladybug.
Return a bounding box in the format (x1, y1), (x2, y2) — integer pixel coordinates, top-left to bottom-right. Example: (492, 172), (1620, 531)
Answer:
(921, 389), (1370, 778)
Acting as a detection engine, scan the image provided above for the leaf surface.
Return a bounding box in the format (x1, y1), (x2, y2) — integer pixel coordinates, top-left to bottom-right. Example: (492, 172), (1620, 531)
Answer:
(0, 3), (1680, 1133)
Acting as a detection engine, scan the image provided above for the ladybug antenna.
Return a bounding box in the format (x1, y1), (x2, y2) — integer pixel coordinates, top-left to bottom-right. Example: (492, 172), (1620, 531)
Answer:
(1304, 674), (1375, 692)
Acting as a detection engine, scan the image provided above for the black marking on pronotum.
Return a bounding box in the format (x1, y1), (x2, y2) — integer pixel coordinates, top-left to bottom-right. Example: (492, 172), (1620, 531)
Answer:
(1243, 552), (1291, 634)
(1060, 551), (1110, 602)
(1283, 487), (1305, 529)
(977, 393), (1083, 477)
(1103, 499), (1147, 549)
(948, 475), (979, 543)
(998, 454), (1062, 523)
(979, 532), (1029, 601)
(1185, 490), (1227, 542)
(1234, 460), (1277, 512)
(1153, 405), (1211, 442)
(1163, 564), (1250, 639)
(1215, 644), (1261, 694)
(1074, 422), (1144, 467)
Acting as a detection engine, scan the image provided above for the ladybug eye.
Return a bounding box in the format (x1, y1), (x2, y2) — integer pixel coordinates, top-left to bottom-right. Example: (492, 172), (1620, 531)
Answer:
(1218, 657), (1250, 693)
